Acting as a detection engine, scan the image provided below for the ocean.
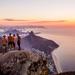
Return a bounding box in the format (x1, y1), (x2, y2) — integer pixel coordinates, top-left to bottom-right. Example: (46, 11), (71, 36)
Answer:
(38, 27), (75, 73)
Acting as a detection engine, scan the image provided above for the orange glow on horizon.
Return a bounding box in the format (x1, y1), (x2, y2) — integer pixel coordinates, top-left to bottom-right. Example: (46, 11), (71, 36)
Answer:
(0, 19), (75, 27)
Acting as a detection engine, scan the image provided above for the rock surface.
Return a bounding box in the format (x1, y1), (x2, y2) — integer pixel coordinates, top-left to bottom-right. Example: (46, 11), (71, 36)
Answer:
(0, 50), (48, 75)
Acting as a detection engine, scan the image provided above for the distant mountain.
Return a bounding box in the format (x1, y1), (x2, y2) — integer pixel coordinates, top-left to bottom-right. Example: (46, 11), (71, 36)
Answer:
(23, 31), (59, 55)
(4, 29), (23, 34)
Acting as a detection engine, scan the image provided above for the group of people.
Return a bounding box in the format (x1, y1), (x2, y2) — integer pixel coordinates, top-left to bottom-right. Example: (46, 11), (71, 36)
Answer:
(1, 33), (21, 52)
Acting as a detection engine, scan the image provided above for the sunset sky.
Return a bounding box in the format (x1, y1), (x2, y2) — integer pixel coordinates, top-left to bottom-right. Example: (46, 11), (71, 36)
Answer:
(0, 0), (75, 26)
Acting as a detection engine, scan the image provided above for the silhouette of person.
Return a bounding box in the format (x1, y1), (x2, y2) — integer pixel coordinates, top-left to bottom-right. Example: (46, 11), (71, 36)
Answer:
(17, 33), (21, 50)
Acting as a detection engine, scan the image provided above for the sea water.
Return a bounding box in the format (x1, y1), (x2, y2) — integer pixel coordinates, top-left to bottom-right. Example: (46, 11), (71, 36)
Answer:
(38, 28), (75, 73)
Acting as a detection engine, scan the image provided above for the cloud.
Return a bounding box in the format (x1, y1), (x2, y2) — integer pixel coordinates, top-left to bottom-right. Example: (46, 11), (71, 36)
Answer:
(3, 18), (66, 22)
(3, 18), (29, 21)
(37, 20), (66, 23)
(0, 19), (69, 27)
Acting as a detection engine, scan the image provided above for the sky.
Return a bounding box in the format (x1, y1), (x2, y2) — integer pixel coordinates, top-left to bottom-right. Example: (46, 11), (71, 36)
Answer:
(0, 0), (75, 26)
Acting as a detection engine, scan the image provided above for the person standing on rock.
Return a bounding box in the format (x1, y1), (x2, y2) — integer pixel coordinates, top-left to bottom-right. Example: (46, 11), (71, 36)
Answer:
(8, 33), (13, 50)
(12, 34), (16, 49)
(2, 35), (7, 53)
(17, 33), (21, 50)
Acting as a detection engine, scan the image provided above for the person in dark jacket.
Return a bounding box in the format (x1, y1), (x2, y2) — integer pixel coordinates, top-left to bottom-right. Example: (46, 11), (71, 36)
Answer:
(17, 33), (21, 50)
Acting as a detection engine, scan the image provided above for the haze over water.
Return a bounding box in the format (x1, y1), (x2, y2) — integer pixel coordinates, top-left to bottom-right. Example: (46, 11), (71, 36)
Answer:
(37, 27), (75, 73)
